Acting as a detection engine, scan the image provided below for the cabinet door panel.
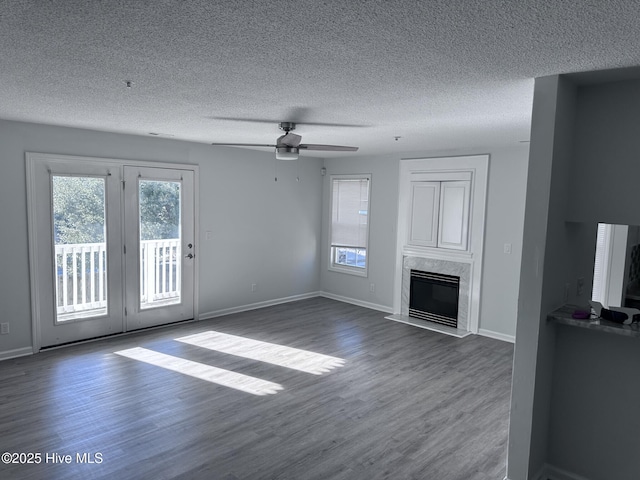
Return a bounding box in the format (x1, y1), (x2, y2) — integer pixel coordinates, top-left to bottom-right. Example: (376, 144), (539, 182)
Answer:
(409, 182), (440, 247)
(438, 181), (470, 250)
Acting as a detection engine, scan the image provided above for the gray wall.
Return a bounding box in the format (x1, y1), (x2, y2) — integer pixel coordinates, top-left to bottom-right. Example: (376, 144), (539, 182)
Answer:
(509, 72), (640, 480)
(569, 79), (640, 224)
(544, 76), (640, 479)
(548, 325), (640, 480)
(0, 119), (323, 357)
(528, 75), (579, 477)
(0, 117), (529, 358)
(507, 75), (570, 480)
(193, 143), (323, 314)
(320, 145), (529, 340)
(480, 146), (529, 338)
(319, 154), (399, 310)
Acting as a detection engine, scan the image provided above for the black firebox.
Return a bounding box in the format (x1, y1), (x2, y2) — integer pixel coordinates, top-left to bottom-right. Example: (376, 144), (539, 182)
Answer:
(409, 270), (460, 328)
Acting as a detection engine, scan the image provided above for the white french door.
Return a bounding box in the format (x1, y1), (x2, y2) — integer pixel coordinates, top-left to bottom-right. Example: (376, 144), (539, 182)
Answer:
(27, 154), (197, 349)
(123, 166), (195, 331)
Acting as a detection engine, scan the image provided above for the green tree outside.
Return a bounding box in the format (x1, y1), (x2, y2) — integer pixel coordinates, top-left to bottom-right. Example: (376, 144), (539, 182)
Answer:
(53, 176), (106, 244)
(139, 180), (181, 241)
(53, 176), (180, 244)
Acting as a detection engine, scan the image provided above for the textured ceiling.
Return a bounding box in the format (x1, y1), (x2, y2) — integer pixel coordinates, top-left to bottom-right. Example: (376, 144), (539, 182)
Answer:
(2, 0), (640, 157)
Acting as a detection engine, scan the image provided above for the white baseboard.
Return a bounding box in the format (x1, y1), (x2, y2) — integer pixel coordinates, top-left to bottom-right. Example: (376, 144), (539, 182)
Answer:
(318, 292), (394, 314)
(3, 293), (388, 361)
(478, 328), (515, 343)
(199, 292), (322, 321)
(0, 346), (34, 361)
(535, 463), (591, 480)
(2, 295), (496, 360)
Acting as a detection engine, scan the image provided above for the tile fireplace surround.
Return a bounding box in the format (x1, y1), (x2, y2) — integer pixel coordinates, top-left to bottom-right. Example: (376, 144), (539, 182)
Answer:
(401, 255), (471, 333)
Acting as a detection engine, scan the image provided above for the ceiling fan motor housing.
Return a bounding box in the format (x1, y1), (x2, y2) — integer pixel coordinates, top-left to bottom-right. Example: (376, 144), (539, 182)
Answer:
(279, 122), (296, 132)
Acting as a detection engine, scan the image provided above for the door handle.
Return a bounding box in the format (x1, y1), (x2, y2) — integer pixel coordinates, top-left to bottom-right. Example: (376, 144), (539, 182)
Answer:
(185, 253), (194, 259)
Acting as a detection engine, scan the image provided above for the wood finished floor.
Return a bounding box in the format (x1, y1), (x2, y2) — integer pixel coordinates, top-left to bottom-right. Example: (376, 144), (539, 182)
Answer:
(0, 298), (513, 480)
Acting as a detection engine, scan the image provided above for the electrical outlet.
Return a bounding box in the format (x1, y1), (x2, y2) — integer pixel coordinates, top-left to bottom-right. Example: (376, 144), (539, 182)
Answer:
(205, 230), (213, 240)
(0, 323), (9, 335)
(503, 243), (512, 254)
(577, 277), (585, 297)
(251, 283), (257, 292)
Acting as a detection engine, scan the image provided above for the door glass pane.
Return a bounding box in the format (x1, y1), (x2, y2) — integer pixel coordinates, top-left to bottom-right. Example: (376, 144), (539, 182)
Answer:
(139, 180), (181, 309)
(52, 176), (108, 322)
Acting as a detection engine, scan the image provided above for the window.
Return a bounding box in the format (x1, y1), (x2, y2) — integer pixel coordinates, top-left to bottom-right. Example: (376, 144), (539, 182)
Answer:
(329, 174), (371, 276)
(592, 223), (612, 304)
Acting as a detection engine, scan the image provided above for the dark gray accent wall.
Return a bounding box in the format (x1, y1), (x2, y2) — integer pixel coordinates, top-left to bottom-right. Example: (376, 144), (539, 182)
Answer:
(509, 71), (640, 480)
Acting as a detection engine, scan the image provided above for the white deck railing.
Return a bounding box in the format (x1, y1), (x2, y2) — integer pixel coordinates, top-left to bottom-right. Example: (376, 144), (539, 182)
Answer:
(140, 239), (181, 308)
(55, 239), (181, 319)
(55, 242), (108, 318)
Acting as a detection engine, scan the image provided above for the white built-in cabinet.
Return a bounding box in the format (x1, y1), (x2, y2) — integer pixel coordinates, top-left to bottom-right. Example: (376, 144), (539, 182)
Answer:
(408, 172), (471, 251)
(395, 155), (488, 334)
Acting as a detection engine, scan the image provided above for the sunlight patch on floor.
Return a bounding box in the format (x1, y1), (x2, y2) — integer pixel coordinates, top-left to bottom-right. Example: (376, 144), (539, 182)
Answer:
(114, 347), (283, 396)
(175, 331), (346, 375)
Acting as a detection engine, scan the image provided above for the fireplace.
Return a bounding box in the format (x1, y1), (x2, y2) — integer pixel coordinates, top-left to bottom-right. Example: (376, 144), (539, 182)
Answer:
(409, 270), (460, 328)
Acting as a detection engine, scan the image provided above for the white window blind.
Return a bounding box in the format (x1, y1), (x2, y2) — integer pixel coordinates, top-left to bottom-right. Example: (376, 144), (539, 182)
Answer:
(331, 177), (369, 249)
(592, 223), (611, 303)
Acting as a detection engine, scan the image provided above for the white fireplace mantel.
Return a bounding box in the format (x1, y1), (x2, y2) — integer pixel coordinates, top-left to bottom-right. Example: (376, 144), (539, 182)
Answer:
(402, 245), (473, 263)
(392, 155), (489, 335)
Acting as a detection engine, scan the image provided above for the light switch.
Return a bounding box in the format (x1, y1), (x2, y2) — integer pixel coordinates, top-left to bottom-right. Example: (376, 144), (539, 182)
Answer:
(503, 243), (512, 254)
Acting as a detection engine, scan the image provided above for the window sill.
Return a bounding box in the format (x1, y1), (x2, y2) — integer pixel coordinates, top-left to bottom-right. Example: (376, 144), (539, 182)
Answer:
(328, 264), (368, 277)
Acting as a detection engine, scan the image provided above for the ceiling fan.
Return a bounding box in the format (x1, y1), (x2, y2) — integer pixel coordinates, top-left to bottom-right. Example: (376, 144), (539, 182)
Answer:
(210, 122), (359, 160)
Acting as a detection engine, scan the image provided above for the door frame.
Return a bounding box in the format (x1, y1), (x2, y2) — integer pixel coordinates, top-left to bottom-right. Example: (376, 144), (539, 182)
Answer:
(26, 152), (200, 352)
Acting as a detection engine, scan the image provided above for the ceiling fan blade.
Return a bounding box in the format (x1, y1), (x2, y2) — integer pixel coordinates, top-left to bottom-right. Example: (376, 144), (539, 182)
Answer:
(278, 133), (302, 147)
(208, 116), (371, 128)
(298, 144), (359, 152)
(210, 143), (276, 148)
(208, 117), (281, 124)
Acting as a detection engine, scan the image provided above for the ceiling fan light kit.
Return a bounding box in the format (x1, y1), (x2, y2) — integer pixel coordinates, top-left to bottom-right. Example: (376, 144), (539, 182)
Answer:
(211, 122), (358, 160)
(275, 146), (299, 160)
